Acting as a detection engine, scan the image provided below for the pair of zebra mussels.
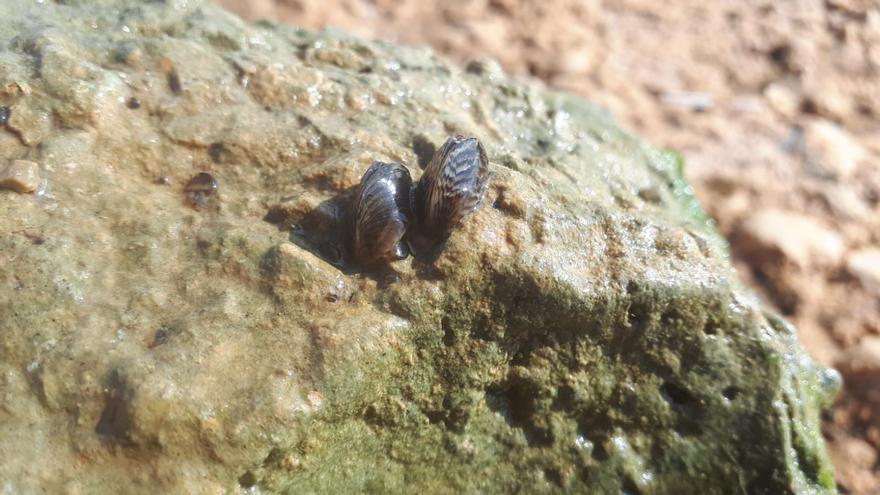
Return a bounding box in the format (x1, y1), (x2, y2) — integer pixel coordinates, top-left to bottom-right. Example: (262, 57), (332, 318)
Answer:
(353, 136), (490, 266)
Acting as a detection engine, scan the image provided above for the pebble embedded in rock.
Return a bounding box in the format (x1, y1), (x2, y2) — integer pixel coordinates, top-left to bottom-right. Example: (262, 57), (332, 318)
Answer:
(7, 100), (52, 145)
(0, 160), (40, 193)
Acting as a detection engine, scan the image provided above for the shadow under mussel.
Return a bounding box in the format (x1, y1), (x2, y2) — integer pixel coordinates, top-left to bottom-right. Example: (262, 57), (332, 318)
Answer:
(271, 135), (490, 279)
(265, 190), (402, 283)
(283, 190), (359, 274)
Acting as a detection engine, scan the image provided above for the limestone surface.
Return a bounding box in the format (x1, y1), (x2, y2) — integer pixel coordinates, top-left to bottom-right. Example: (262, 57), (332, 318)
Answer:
(0, 1), (837, 493)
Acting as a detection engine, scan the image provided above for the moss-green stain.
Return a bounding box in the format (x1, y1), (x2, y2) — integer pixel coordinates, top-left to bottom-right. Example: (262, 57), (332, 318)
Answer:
(271, 263), (835, 494)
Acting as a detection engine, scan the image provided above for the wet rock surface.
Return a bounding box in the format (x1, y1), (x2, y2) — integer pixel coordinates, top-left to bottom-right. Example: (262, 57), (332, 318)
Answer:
(0, 1), (837, 493)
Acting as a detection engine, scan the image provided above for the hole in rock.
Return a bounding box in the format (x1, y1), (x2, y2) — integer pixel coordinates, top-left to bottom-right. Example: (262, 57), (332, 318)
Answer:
(441, 316), (455, 346)
(238, 471), (257, 488)
(486, 382), (552, 446)
(544, 467), (564, 487)
(622, 475), (644, 495)
(660, 382), (693, 406)
(722, 386), (741, 401)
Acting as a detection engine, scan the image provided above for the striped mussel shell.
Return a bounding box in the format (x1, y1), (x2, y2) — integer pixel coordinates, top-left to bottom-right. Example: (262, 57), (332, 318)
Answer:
(411, 136), (490, 252)
(353, 161), (414, 265)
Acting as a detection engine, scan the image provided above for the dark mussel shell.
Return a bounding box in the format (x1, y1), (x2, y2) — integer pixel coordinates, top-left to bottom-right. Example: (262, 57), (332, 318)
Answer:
(354, 161), (414, 265)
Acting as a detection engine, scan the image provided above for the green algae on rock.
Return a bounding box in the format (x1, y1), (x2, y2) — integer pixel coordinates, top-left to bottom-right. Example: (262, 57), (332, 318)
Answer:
(0, 1), (838, 493)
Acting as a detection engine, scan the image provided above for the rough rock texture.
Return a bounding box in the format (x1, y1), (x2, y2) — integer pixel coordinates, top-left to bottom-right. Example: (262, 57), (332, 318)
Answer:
(208, 1), (880, 490)
(0, 1), (838, 493)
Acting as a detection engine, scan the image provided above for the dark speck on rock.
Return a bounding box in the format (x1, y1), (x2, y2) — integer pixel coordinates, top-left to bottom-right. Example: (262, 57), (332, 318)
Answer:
(185, 172), (218, 193)
(638, 187), (662, 204)
(149, 325), (179, 349)
(209, 142), (225, 163)
(126, 97), (140, 109)
(167, 70), (182, 94)
(184, 172), (218, 208)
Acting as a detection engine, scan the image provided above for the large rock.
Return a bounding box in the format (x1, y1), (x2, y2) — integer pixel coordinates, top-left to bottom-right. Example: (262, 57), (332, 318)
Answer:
(0, 1), (838, 493)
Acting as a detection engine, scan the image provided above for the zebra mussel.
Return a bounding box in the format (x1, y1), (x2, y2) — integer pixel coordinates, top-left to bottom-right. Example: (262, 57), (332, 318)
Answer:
(353, 161), (413, 265)
(353, 136), (490, 265)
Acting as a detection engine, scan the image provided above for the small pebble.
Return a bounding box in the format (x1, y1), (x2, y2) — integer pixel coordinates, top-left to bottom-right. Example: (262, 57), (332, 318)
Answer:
(0, 160), (40, 193)
(764, 82), (800, 118)
(7, 101), (51, 145)
(126, 97), (141, 109)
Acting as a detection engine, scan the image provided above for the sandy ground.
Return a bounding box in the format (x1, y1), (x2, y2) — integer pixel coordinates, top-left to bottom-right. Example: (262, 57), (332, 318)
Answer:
(215, 1), (880, 491)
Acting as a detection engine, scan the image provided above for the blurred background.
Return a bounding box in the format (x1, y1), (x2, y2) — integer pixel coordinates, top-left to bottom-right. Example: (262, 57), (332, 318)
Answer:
(214, 0), (880, 492)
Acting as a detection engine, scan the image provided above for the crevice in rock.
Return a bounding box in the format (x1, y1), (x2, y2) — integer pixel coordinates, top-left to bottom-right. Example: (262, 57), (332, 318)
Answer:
(722, 386), (741, 401)
(95, 369), (134, 444)
(660, 381), (704, 436)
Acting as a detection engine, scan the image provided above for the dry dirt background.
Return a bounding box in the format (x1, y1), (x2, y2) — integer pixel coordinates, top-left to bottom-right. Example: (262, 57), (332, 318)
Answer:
(215, 0), (880, 492)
